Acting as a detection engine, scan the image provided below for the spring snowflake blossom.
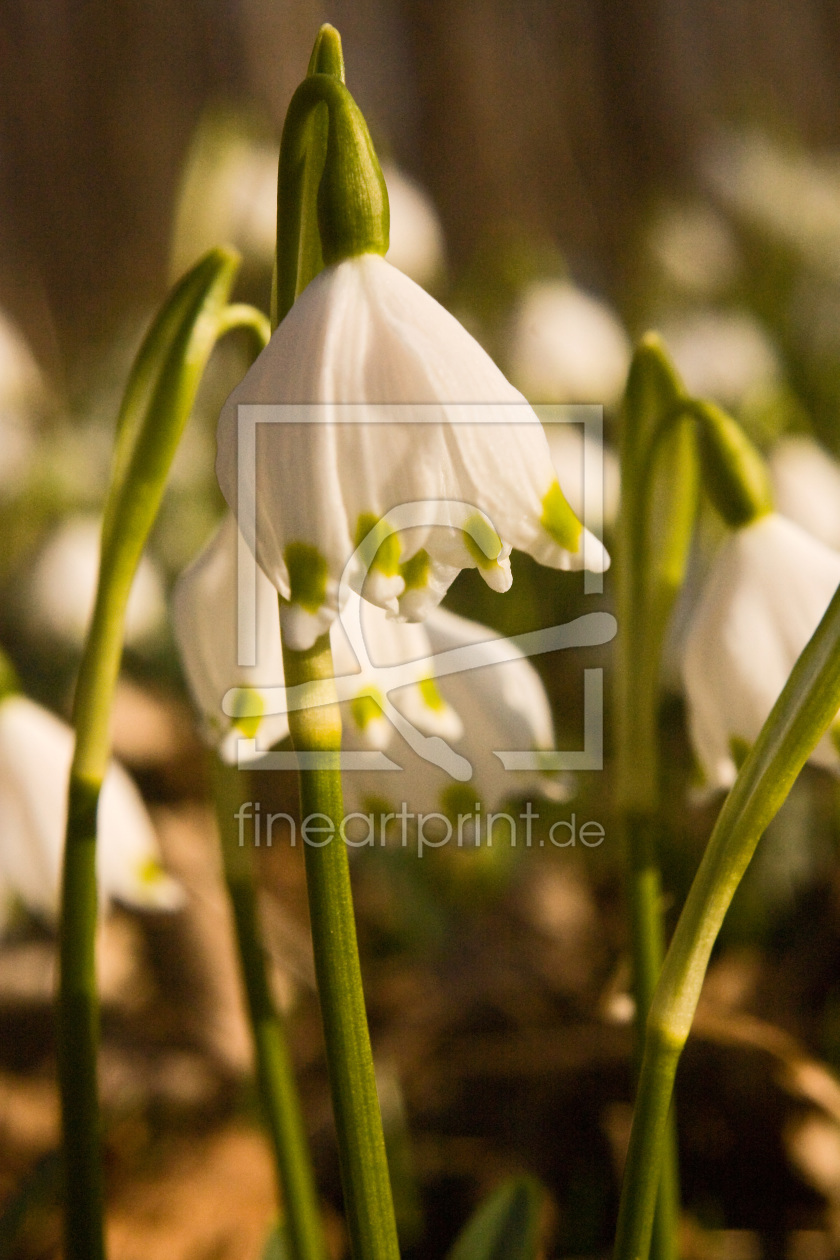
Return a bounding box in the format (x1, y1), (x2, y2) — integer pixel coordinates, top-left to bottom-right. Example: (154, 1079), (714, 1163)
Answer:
(0, 695), (182, 929)
(681, 512), (840, 790)
(216, 253), (609, 651)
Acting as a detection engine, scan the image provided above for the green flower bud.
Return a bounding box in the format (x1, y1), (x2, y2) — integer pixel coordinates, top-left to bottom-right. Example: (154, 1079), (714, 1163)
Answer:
(692, 400), (774, 528)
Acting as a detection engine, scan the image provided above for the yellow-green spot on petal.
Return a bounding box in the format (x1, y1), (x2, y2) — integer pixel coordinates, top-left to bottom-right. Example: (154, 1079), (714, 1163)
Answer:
(400, 549), (431, 591)
(351, 687), (385, 731)
(232, 685), (265, 740)
(418, 677), (446, 713)
(137, 855), (166, 887)
(464, 512), (503, 568)
(541, 480), (582, 553)
(355, 512), (401, 576)
(285, 541), (328, 612)
(729, 735), (751, 770)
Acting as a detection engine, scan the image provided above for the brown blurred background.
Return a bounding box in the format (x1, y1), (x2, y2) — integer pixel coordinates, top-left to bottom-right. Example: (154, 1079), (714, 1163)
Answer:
(3, 0), (840, 381)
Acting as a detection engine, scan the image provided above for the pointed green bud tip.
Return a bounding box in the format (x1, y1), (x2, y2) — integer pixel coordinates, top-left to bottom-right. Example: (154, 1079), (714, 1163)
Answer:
(625, 332), (686, 416)
(316, 77), (389, 264)
(692, 400), (774, 529)
(307, 24), (345, 81)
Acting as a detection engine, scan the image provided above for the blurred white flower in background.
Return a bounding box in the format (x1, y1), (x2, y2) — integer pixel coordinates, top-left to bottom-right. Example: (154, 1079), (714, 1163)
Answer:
(769, 434), (840, 551)
(681, 512), (840, 792)
(0, 694), (182, 931)
(648, 201), (740, 300)
(382, 163), (446, 288)
(170, 111), (279, 277)
(25, 516), (166, 650)
(704, 129), (840, 281)
(659, 308), (780, 409)
(506, 280), (631, 405)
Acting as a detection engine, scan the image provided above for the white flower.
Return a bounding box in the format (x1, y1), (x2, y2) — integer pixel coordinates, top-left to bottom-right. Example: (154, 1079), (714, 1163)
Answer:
(770, 435), (840, 551)
(681, 513), (840, 791)
(659, 308), (779, 409)
(0, 695), (182, 929)
(25, 516), (166, 650)
(382, 163), (446, 288)
(172, 512), (462, 764)
(506, 280), (631, 406)
(172, 512), (562, 814)
(216, 253), (608, 651)
(342, 603), (563, 820)
(544, 422), (621, 530)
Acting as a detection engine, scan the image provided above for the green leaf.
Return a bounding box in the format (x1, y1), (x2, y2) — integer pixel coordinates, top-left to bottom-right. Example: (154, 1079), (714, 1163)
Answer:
(447, 1176), (545, 1260)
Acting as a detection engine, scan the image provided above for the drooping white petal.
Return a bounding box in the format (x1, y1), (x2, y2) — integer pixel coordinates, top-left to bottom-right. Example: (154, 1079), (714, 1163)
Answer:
(0, 696), (182, 926)
(343, 604), (564, 820)
(172, 513), (461, 760)
(681, 513), (840, 791)
(216, 253), (608, 650)
(770, 435), (840, 551)
(172, 512), (290, 764)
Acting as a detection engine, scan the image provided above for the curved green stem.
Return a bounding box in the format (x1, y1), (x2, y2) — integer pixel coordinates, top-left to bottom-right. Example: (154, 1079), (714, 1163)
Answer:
(614, 576), (840, 1260)
(57, 254), (258, 1260)
(212, 758), (327, 1260)
(282, 630), (399, 1260)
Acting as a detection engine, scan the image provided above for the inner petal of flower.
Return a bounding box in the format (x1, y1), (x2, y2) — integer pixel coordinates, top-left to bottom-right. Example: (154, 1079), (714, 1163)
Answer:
(464, 512), (504, 568)
(351, 687), (386, 731)
(400, 549), (431, 591)
(231, 684), (265, 738)
(418, 676), (446, 713)
(541, 480), (583, 553)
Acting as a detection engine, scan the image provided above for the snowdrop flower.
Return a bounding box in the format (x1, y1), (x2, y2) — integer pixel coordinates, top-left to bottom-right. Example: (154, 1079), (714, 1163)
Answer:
(382, 163), (446, 288)
(172, 512), (462, 764)
(659, 308), (779, 410)
(506, 280), (631, 406)
(342, 603), (564, 820)
(769, 435), (840, 551)
(681, 512), (840, 791)
(0, 694), (182, 930)
(26, 516), (166, 650)
(216, 254), (608, 651)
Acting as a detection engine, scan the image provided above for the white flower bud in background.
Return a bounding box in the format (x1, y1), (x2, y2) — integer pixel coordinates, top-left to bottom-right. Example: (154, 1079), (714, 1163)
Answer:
(506, 280), (631, 406)
(659, 308), (779, 409)
(24, 516), (166, 650)
(382, 163), (446, 289)
(681, 512), (840, 792)
(0, 308), (47, 496)
(648, 201), (741, 300)
(769, 434), (840, 552)
(216, 253), (608, 652)
(0, 695), (182, 930)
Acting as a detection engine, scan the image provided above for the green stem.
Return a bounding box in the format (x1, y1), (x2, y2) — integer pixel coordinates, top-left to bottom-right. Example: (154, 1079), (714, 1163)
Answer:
(614, 576), (840, 1260)
(282, 631), (400, 1260)
(212, 758), (327, 1260)
(57, 253), (258, 1260)
(615, 343), (699, 1260)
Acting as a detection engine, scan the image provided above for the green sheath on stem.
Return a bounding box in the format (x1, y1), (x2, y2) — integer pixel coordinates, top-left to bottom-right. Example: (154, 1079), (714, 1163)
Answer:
(282, 632), (400, 1260)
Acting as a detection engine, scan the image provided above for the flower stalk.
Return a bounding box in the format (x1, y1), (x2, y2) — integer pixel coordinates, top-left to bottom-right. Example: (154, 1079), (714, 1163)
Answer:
(212, 758), (327, 1260)
(614, 337), (698, 1260)
(282, 632), (400, 1260)
(57, 248), (267, 1260)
